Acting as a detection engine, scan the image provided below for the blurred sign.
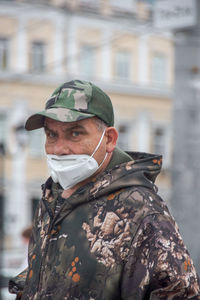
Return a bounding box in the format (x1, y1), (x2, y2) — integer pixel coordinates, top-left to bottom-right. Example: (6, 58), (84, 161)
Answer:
(154, 0), (197, 30)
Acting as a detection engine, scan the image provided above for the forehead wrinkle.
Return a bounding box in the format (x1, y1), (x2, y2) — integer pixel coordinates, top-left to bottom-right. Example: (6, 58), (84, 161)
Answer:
(44, 120), (86, 134)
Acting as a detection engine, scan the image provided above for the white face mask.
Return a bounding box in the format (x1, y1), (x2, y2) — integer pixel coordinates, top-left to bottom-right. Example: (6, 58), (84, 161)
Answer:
(46, 129), (107, 190)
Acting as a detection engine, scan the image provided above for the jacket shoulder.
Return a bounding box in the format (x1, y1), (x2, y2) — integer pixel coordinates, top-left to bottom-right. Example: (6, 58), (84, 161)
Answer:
(116, 186), (170, 222)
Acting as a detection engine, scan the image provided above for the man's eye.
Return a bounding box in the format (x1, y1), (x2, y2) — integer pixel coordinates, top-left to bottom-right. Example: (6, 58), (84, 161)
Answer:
(46, 131), (56, 139)
(72, 131), (81, 137)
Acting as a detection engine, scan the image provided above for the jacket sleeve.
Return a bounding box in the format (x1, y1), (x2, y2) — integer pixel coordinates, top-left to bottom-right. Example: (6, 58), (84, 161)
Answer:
(8, 201), (41, 298)
(121, 213), (200, 299)
(8, 268), (28, 297)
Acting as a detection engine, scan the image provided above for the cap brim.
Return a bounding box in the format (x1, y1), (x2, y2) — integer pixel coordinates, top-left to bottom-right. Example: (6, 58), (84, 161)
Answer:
(25, 107), (95, 131)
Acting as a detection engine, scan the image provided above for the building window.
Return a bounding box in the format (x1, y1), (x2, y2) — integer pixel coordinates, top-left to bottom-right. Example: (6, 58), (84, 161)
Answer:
(153, 127), (165, 155)
(117, 123), (131, 151)
(79, 0), (100, 8)
(80, 45), (96, 76)
(28, 128), (45, 158)
(114, 51), (131, 79)
(0, 37), (9, 71)
(110, 0), (136, 12)
(151, 53), (168, 85)
(152, 125), (171, 168)
(0, 113), (7, 203)
(141, 0), (155, 4)
(0, 113), (7, 145)
(31, 41), (46, 73)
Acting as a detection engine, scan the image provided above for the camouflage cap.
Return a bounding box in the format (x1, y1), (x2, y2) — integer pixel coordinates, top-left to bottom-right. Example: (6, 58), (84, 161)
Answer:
(25, 80), (114, 131)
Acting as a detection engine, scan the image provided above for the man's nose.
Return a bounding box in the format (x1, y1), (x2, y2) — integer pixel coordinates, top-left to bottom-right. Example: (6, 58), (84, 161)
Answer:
(53, 139), (71, 155)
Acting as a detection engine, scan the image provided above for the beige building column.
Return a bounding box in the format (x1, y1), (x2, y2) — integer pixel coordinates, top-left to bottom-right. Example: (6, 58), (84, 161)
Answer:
(67, 18), (79, 77)
(136, 111), (151, 152)
(53, 14), (65, 75)
(16, 17), (28, 73)
(5, 101), (30, 249)
(101, 30), (112, 80)
(138, 34), (149, 85)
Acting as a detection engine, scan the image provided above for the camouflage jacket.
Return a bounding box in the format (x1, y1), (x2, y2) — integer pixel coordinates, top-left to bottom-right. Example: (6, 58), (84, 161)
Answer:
(9, 152), (200, 299)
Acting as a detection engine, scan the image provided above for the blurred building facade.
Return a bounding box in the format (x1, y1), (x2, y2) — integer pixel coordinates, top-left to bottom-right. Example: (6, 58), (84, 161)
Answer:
(0, 0), (173, 255)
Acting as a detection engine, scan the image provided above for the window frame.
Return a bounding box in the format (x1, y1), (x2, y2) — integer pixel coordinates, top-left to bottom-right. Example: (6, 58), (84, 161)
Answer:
(114, 50), (131, 80)
(0, 37), (10, 71)
(151, 52), (168, 86)
(110, 0), (136, 12)
(79, 44), (96, 77)
(152, 122), (171, 169)
(116, 121), (133, 151)
(30, 41), (46, 73)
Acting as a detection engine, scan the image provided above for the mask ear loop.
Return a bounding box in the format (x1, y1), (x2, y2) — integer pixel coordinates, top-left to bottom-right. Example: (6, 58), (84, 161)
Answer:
(98, 152), (108, 168)
(90, 128), (106, 158)
(90, 128), (108, 168)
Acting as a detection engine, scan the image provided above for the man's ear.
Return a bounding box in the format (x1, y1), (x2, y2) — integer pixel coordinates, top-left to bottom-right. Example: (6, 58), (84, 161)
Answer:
(105, 127), (118, 153)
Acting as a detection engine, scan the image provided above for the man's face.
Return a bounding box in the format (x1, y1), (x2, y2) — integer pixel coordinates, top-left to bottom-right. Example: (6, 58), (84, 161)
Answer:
(44, 117), (107, 166)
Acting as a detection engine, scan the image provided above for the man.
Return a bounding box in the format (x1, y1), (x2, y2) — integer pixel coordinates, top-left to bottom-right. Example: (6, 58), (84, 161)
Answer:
(9, 80), (200, 299)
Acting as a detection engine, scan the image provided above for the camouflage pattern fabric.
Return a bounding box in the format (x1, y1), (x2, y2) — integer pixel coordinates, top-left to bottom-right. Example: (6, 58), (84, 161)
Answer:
(25, 80), (114, 131)
(9, 152), (200, 299)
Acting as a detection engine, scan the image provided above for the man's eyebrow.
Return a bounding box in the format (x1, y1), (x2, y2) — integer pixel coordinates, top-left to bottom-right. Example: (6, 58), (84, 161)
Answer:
(43, 123), (86, 132)
(61, 124), (88, 134)
(44, 124), (55, 132)
(67, 124), (85, 131)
